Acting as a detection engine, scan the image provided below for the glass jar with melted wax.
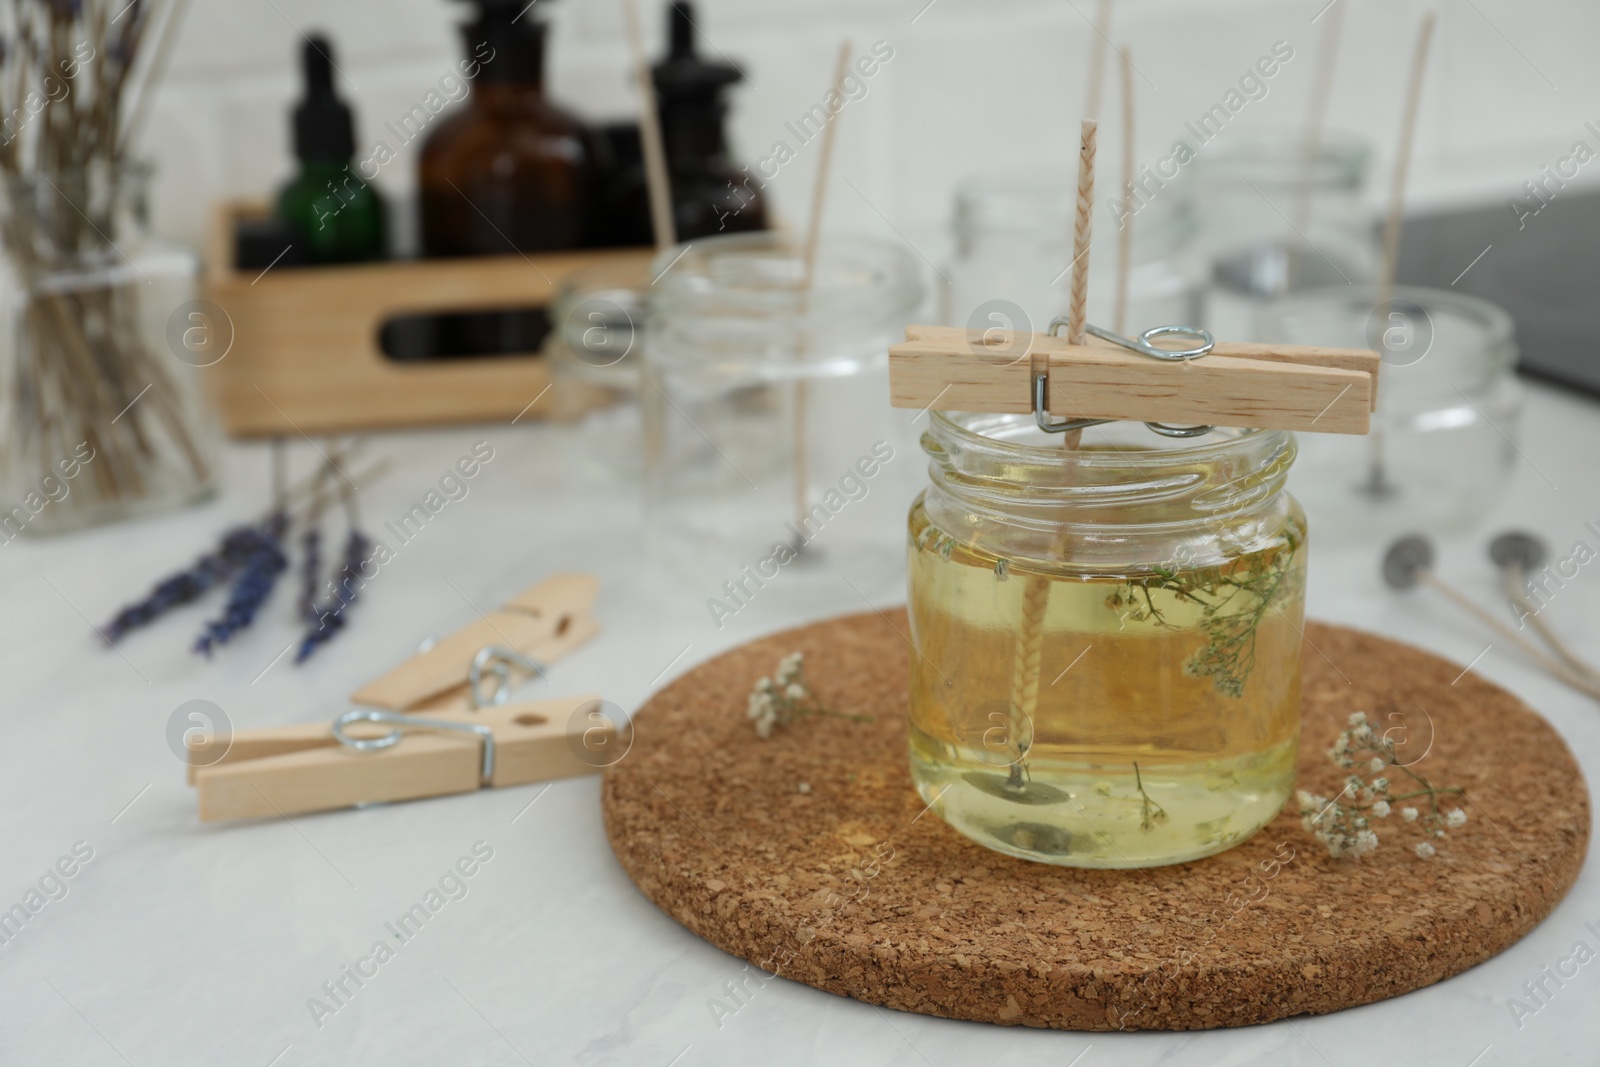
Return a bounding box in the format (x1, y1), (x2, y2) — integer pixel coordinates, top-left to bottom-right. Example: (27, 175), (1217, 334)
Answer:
(907, 414), (1306, 868)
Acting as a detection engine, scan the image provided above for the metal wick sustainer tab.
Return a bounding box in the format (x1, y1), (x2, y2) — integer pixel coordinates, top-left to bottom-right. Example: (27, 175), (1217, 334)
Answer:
(1034, 318), (1217, 439)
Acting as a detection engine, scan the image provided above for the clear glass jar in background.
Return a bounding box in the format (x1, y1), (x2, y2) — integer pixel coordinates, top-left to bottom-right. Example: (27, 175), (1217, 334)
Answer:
(547, 258), (650, 481)
(1197, 130), (1378, 340)
(0, 163), (217, 536)
(643, 233), (924, 604)
(943, 170), (1205, 337)
(1256, 284), (1522, 545)
(907, 414), (1307, 868)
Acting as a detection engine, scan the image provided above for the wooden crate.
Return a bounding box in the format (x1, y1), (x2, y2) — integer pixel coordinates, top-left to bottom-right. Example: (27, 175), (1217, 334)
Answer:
(202, 201), (652, 436)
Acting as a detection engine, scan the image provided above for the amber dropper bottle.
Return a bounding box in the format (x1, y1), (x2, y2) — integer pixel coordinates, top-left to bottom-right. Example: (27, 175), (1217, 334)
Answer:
(419, 0), (599, 255)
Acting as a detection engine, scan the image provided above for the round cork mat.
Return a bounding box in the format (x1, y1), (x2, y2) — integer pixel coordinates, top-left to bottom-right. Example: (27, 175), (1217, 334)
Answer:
(602, 612), (1590, 1030)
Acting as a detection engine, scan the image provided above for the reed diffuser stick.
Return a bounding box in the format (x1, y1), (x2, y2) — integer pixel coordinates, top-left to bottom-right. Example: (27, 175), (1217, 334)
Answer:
(1113, 46), (1134, 335)
(1288, 0), (1345, 288)
(792, 40), (852, 535)
(1378, 10), (1435, 309)
(1083, 0), (1113, 122)
(1366, 11), (1435, 496)
(1008, 121), (1098, 764)
(621, 0), (676, 249)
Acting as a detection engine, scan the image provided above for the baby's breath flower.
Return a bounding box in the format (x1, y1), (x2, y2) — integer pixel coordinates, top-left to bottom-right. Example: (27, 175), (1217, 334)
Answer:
(1303, 711), (1466, 859)
(746, 653), (870, 738)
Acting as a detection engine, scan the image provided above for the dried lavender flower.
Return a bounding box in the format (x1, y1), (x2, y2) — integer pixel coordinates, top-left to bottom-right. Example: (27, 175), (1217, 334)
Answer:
(297, 526), (323, 624)
(103, 523), (261, 641)
(294, 529), (372, 663)
(193, 512), (289, 657)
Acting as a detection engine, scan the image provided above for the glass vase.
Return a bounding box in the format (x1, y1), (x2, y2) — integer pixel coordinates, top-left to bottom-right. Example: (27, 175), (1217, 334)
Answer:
(0, 163), (217, 537)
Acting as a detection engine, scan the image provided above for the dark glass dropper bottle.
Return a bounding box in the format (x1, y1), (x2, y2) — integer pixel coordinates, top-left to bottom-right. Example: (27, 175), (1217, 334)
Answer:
(276, 36), (388, 264)
(608, 1), (767, 242)
(419, 0), (598, 255)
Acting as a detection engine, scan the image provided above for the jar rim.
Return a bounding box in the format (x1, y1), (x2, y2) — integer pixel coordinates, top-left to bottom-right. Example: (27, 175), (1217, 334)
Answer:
(647, 231), (924, 324)
(1197, 128), (1370, 186)
(927, 409), (1284, 468)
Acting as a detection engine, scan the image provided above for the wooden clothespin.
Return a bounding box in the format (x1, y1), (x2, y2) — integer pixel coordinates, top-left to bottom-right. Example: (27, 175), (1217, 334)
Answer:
(186, 696), (619, 822)
(890, 322), (1379, 434)
(351, 573), (599, 713)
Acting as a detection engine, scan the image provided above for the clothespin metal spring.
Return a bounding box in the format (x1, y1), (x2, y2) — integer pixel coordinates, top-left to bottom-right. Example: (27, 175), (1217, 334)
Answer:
(332, 708), (496, 784)
(1034, 318), (1216, 439)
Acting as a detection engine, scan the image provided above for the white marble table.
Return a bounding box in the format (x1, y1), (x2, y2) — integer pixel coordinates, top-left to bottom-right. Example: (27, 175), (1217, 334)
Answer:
(3, 381), (1596, 1067)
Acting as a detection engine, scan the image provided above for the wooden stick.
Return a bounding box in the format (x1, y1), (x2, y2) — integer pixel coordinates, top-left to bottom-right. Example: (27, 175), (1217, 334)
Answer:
(1369, 10), (1435, 495)
(1113, 46), (1134, 335)
(1288, 0), (1345, 289)
(621, 0), (676, 249)
(1083, 0), (1113, 122)
(792, 41), (852, 535)
(1378, 10), (1435, 309)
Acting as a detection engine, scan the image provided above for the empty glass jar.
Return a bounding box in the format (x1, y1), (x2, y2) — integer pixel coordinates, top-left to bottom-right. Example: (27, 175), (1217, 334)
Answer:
(643, 233), (924, 607)
(907, 416), (1307, 868)
(1196, 130), (1378, 339)
(943, 170), (1204, 338)
(1255, 284), (1522, 544)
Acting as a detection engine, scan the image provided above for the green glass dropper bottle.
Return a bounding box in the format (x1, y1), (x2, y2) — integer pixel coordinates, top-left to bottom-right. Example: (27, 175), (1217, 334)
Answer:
(276, 35), (388, 264)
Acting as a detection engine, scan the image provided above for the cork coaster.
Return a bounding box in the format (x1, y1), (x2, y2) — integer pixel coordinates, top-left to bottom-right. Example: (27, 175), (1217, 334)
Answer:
(602, 612), (1590, 1030)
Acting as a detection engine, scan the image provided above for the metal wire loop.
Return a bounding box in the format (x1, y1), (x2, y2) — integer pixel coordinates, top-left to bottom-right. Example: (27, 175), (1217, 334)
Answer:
(468, 645), (549, 710)
(331, 708), (495, 784)
(1035, 318), (1217, 438)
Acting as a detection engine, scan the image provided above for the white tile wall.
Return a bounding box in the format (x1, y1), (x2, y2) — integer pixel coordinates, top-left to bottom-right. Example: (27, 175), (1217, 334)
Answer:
(141, 0), (1600, 263)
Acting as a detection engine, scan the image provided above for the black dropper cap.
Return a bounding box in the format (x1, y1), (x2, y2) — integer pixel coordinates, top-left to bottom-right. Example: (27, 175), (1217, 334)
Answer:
(457, 0), (549, 85)
(652, 2), (741, 101)
(293, 35), (355, 162)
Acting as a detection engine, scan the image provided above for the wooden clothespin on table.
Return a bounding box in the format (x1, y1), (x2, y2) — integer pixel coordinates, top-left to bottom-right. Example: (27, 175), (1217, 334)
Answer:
(187, 573), (614, 822)
(186, 697), (614, 821)
(890, 322), (1379, 435)
(352, 572), (599, 713)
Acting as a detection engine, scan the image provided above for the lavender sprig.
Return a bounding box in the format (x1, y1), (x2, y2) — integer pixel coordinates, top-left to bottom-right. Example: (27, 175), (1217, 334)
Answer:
(297, 526), (323, 624)
(103, 524), (261, 642)
(295, 529), (372, 663)
(193, 511), (289, 657)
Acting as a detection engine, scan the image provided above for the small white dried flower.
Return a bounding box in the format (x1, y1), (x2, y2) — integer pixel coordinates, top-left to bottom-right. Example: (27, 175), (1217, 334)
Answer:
(1370, 757), (1386, 774)
(1371, 777), (1389, 792)
(1401, 807), (1419, 822)
(1446, 809), (1467, 828)
(1372, 800), (1391, 818)
(756, 677), (773, 692)
(1414, 841), (1436, 859)
(785, 683), (806, 700)
(797, 782), (811, 794)
(1348, 711), (1368, 728)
